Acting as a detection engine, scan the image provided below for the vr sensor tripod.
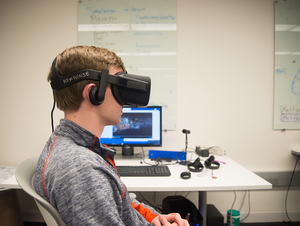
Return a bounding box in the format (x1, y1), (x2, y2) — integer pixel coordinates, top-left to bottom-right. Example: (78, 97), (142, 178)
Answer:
(180, 129), (191, 165)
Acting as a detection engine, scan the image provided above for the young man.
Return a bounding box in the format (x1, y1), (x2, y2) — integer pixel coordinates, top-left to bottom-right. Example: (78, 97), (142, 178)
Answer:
(35, 46), (189, 226)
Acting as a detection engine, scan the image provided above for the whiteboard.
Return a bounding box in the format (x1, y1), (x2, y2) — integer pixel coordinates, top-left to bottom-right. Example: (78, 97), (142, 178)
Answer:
(273, 0), (300, 130)
(78, 0), (177, 130)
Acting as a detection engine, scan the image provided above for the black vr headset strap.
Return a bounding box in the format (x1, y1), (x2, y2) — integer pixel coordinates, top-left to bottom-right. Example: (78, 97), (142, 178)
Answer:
(88, 69), (109, 106)
(50, 57), (100, 91)
(97, 69), (109, 103)
(50, 57), (149, 92)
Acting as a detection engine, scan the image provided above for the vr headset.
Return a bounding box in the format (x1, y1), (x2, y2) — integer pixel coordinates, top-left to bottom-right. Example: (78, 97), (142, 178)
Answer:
(50, 57), (151, 106)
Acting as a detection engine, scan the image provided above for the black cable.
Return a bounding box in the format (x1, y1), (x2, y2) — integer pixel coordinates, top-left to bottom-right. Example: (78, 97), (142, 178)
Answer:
(138, 192), (153, 206)
(134, 151), (143, 159)
(138, 192), (162, 213)
(140, 147), (179, 166)
(153, 192), (160, 210)
(176, 150), (185, 162)
(184, 191), (191, 198)
(140, 147), (156, 166)
(51, 93), (56, 133)
(285, 155), (300, 224)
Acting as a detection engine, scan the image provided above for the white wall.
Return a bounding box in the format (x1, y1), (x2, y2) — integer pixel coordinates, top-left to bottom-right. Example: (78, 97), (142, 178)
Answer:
(1, 0), (299, 223)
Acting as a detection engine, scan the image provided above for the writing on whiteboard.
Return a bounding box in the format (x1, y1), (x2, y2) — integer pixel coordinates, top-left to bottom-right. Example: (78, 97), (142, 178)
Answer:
(280, 106), (300, 122)
(276, 68), (300, 95)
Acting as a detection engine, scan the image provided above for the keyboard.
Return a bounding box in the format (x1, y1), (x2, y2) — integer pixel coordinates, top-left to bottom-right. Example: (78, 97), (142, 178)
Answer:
(117, 165), (171, 177)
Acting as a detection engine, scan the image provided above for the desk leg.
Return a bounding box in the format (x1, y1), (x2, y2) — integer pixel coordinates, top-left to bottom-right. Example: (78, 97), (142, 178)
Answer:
(198, 191), (207, 226)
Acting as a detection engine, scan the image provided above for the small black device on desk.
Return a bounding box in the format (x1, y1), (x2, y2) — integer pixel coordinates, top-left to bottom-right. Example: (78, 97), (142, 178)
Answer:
(117, 165), (171, 177)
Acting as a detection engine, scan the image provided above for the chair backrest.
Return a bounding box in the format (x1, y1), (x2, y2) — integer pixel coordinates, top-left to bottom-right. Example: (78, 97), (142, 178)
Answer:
(15, 157), (67, 226)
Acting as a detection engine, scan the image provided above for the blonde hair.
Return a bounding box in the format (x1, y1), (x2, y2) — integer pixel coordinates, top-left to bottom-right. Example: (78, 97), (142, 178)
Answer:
(47, 46), (125, 112)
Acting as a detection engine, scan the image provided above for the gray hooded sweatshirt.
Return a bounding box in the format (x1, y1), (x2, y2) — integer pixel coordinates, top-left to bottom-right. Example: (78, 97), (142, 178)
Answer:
(35, 119), (159, 225)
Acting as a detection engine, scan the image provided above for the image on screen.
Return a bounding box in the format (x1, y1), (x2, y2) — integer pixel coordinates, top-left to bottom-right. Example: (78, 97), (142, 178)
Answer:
(113, 113), (152, 138)
(100, 106), (162, 147)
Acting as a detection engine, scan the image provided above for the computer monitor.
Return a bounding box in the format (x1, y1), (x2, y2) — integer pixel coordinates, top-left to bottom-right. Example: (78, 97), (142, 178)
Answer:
(100, 106), (162, 155)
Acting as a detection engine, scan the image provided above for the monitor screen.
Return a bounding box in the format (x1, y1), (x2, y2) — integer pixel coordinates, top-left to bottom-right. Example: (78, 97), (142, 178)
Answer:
(100, 106), (162, 155)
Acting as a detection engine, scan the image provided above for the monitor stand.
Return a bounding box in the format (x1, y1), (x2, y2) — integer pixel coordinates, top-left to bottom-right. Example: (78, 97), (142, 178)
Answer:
(122, 145), (134, 156)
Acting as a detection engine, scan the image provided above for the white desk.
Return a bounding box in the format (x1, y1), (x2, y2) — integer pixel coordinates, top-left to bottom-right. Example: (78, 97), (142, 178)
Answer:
(1, 155), (272, 226)
(115, 155), (272, 226)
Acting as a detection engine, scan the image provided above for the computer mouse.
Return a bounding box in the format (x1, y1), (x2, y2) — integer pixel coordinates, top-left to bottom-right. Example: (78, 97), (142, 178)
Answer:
(180, 171), (191, 179)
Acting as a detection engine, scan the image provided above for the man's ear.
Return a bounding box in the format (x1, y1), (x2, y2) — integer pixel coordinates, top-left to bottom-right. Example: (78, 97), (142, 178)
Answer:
(83, 84), (96, 103)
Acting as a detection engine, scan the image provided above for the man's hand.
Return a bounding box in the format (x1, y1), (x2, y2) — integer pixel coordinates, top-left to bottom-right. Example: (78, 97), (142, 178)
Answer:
(151, 213), (190, 226)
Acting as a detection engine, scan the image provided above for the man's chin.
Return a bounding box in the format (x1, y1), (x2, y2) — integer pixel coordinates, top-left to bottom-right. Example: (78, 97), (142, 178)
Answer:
(111, 120), (120, 126)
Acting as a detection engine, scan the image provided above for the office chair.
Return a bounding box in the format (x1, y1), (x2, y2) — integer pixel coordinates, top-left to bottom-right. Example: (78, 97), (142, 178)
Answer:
(15, 157), (67, 226)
